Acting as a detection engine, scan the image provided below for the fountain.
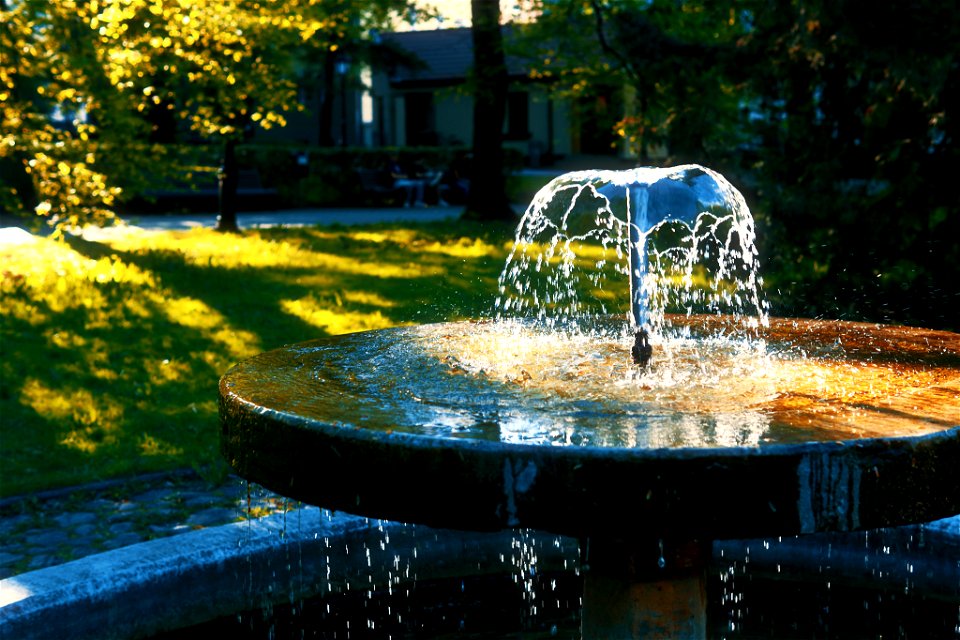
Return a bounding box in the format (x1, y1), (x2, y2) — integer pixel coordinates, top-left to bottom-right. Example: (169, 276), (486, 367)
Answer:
(495, 164), (766, 366)
(219, 165), (960, 637)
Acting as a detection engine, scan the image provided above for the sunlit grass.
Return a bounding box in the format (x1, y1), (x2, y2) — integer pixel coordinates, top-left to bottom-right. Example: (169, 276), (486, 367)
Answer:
(280, 296), (396, 334)
(0, 220), (515, 497)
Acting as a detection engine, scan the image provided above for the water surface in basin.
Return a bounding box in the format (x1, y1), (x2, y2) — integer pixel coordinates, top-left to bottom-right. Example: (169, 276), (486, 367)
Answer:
(236, 317), (959, 450)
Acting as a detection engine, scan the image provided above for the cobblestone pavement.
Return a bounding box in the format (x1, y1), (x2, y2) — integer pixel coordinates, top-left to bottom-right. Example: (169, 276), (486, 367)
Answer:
(0, 471), (291, 579)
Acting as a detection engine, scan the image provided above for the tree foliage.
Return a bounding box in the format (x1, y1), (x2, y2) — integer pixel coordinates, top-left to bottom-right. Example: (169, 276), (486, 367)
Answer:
(516, 0), (958, 329)
(735, 1), (959, 328)
(2, 0), (131, 235)
(1, 0), (413, 234)
(517, 1), (750, 162)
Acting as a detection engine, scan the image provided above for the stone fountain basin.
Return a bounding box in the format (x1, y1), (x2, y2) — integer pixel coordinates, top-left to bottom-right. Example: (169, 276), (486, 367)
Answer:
(219, 317), (960, 542)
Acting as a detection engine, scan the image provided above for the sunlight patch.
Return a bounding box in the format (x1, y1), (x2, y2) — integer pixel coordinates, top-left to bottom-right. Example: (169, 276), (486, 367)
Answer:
(281, 297), (398, 335)
(155, 294), (261, 359)
(47, 330), (87, 349)
(308, 253), (429, 279)
(348, 229), (421, 245)
(97, 228), (420, 274)
(0, 296), (49, 325)
(145, 357), (192, 383)
(417, 237), (500, 258)
(21, 378), (124, 441)
(160, 296), (223, 330)
(139, 433), (184, 457)
(1, 238), (156, 326)
(0, 579), (32, 607)
(210, 327), (262, 360)
(60, 427), (118, 453)
(123, 296), (153, 318)
(342, 290), (397, 308)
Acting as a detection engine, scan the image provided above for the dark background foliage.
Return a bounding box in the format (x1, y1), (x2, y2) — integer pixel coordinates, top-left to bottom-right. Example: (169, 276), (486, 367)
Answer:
(521, 0), (958, 330)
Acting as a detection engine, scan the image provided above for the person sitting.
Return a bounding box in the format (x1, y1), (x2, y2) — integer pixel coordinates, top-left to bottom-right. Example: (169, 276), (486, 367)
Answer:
(388, 155), (427, 207)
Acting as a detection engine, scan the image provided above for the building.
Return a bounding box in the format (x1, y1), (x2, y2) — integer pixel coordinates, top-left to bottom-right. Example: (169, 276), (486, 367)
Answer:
(371, 27), (573, 165)
(261, 27), (636, 166)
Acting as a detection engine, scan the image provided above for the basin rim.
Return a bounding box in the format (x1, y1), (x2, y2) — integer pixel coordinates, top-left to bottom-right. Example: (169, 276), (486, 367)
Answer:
(219, 320), (960, 540)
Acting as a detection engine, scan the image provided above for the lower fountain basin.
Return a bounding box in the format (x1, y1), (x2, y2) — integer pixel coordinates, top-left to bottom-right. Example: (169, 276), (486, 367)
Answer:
(5, 509), (956, 639)
(219, 317), (960, 541)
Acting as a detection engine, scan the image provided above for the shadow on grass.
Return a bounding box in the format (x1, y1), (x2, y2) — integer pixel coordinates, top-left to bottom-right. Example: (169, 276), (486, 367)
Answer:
(1, 220), (515, 496)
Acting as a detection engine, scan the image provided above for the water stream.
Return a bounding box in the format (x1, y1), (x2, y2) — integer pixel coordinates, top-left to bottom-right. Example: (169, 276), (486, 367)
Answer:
(496, 165), (767, 335)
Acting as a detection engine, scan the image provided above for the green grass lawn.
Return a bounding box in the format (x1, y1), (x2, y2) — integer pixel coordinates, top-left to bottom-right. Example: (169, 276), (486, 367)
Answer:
(0, 220), (517, 497)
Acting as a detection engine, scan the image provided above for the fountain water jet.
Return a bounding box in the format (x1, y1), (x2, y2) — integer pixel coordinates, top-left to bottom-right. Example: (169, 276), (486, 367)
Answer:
(219, 165), (960, 638)
(496, 165), (767, 367)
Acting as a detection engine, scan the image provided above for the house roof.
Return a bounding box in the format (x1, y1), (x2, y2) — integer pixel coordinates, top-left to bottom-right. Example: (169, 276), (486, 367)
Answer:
(381, 27), (528, 87)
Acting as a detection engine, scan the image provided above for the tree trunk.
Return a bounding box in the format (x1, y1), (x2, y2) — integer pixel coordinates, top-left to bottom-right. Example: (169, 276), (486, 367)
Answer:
(215, 138), (240, 232)
(464, 0), (515, 221)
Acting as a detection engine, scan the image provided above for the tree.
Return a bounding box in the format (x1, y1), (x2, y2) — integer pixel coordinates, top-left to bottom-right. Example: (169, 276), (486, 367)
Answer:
(1, 0), (139, 236)
(515, 0), (748, 164)
(735, 0), (960, 328)
(516, 0), (958, 330)
(1, 0), (414, 234)
(463, 0), (516, 221)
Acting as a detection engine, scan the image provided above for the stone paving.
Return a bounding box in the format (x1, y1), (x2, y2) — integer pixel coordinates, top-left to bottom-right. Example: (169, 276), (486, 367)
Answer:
(0, 471), (290, 579)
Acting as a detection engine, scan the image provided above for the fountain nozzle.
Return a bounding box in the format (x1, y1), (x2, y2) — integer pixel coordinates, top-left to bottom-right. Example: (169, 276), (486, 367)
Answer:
(632, 329), (653, 366)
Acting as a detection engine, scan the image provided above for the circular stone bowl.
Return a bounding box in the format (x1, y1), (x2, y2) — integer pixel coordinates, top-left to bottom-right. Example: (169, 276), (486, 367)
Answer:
(219, 318), (960, 542)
